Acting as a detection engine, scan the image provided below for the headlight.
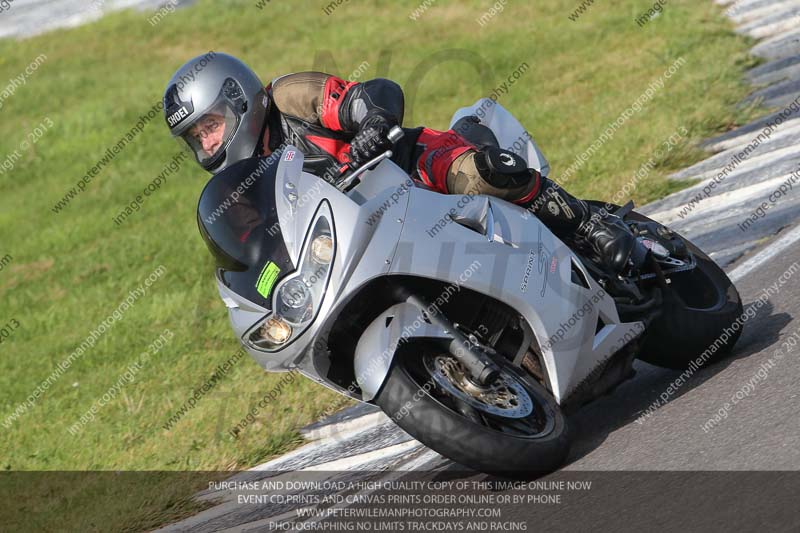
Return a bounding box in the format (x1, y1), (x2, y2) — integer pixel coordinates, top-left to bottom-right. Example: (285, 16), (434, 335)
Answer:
(247, 206), (335, 351)
(311, 235), (333, 264)
(258, 317), (293, 346)
(276, 216), (332, 327)
(278, 278), (312, 324)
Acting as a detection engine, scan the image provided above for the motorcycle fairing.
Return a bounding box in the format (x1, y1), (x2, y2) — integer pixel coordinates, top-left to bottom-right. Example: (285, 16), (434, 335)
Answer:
(218, 147), (413, 376)
(355, 187), (644, 404)
(214, 139), (643, 405)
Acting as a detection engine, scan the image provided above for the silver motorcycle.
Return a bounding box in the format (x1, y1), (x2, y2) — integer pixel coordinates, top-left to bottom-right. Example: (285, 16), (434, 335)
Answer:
(197, 99), (743, 475)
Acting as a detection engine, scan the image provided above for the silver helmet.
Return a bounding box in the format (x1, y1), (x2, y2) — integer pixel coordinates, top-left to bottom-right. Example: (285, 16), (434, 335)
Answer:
(163, 52), (269, 173)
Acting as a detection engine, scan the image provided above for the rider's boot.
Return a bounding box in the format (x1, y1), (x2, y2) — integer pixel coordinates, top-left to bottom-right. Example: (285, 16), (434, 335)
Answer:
(522, 176), (636, 274)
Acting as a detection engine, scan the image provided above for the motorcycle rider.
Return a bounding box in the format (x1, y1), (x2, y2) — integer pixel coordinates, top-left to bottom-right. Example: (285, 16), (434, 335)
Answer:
(164, 52), (635, 273)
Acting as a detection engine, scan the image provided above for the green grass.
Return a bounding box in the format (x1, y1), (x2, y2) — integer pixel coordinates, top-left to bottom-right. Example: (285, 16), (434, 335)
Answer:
(0, 471), (230, 532)
(0, 0), (761, 527)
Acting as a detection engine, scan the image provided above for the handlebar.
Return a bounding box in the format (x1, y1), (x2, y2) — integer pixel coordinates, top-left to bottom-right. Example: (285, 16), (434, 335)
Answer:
(335, 126), (405, 192)
(386, 125), (405, 144)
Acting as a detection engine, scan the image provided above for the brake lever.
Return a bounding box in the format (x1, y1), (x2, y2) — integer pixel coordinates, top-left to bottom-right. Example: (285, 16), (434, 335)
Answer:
(335, 126), (405, 192)
(336, 150), (394, 191)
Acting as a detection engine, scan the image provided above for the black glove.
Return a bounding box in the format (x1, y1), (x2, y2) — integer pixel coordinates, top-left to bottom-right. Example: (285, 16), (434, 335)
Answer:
(349, 114), (395, 166)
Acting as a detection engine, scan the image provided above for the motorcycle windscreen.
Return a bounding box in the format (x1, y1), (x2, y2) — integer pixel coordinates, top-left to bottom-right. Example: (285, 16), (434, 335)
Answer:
(196, 156), (295, 310)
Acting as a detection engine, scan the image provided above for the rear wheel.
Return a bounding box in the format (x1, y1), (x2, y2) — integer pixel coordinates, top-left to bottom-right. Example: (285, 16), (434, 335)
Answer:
(374, 342), (569, 477)
(626, 211), (743, 369)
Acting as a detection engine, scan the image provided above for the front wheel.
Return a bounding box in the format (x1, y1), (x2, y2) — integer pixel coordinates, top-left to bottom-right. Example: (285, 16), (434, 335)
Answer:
(374, 342), (570, 477)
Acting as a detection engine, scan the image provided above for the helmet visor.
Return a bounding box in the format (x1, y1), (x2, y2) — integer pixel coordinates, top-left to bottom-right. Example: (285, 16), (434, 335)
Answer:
(180, 101), (239, 167)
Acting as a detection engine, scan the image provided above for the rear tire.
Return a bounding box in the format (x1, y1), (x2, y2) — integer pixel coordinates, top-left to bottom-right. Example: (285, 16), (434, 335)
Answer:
(627, 212), (743, 369)
(374, 343), (570, 477)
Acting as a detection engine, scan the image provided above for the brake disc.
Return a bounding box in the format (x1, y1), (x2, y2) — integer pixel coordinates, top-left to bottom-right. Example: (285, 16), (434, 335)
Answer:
(423, 353), (533, 418)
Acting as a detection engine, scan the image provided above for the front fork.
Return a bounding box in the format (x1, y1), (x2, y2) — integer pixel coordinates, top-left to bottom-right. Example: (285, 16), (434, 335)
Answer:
(402, 292), (501, 385)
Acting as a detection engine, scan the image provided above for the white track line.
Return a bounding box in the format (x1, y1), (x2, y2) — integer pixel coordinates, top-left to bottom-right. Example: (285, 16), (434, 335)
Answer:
(248, 417), (395, 472)
(301, 440), (423, 471)
(301, 411), (388, 441)
(644, 172), (794, 225)
(729, 223), (800, 281)
(233, 448), (440, 533)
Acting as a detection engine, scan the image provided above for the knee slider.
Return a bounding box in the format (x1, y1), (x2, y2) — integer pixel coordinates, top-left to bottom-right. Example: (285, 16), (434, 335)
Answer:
(474, 146), (533, 189)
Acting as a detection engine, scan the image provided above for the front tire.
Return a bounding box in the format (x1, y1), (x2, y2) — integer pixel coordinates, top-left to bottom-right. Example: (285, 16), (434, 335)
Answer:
(374, 343), (570, 477)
